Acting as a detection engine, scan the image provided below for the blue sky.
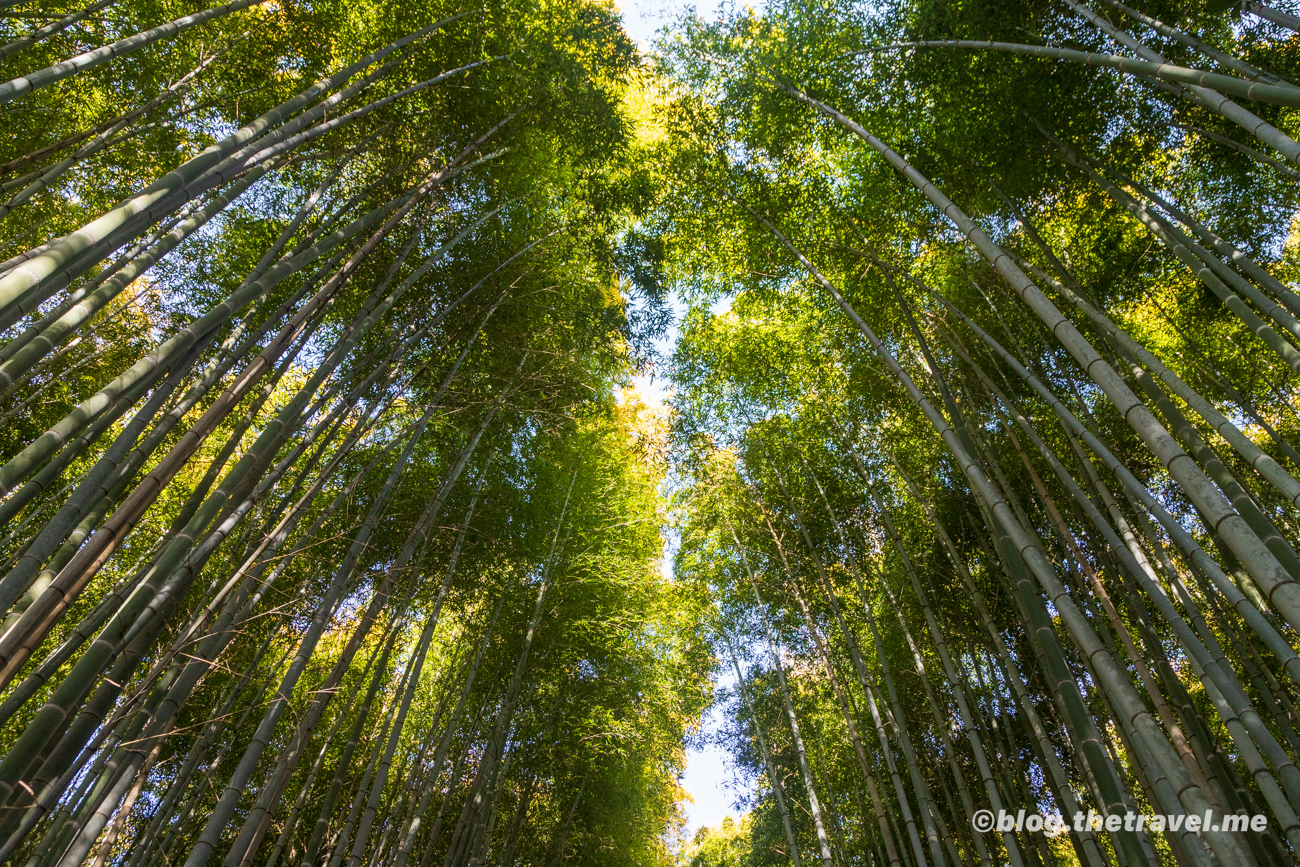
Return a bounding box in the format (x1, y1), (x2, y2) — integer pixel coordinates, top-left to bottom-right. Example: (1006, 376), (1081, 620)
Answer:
(616, 0), (688, 48)
(630, 293), (742, 839)
(616, 0), (740, 834)
(613, 0), (760, 838)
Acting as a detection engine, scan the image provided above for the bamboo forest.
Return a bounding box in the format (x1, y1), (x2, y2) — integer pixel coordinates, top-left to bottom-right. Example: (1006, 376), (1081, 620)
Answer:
(17, 1), (1300, 866)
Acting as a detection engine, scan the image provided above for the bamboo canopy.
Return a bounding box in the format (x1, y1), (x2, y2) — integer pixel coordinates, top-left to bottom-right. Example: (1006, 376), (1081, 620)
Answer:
(5, 2), (1300, 867)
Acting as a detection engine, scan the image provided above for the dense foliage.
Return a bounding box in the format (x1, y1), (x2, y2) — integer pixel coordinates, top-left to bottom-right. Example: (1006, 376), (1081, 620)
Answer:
(7, 1), (1300, 867)
(0, 2), (708, 865)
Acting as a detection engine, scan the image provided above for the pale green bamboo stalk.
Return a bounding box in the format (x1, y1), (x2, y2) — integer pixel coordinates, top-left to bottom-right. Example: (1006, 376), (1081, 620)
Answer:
(402, 629), (500, 867)
(933, 290), (1300, 690)
(897, 284), (1163, 867)
(0, 16), (456, 321)
(936, 298), (1300, 843)
(333, 469), (494, 867)
(0, 0), (265, 104)
(733, 501), (904, 867)
(738, 198), (1250, 867)
(774, 81), (1300, 638)
(953, 336), (1222, 802)
(1107, 164), (1300, 318)
(1099, 0), (1293, 85)
(0, 162), (277, 390)
(295, 627), (404, 867)
(1181, 122), (1300, 179)
(0, 192), (399, 501)
(748, 573), (836, 867)
(1013, 252), (1300, 508)
(871, 38), (1300, 106)
(189, 352), (519, 867)
(867, 439), (1111, 867)
(1245, 1), (1300, 32)
(0, 0), (117, 59)
(1066, 0), (1300, 165)
(176, 410), (438, 867)
(802, 454), (996, 867)
(0, 200), (496, 683)
(719, 624), (806, 867)
(756, 454), (948, 867)
(0, 291), (421, 812)
(1049, 134), (1300, 376)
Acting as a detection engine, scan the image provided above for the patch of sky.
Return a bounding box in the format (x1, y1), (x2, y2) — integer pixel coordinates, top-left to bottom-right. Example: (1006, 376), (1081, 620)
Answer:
(614, 0), (690, 47)
(681, 664), (751, 837)
(617, 0), (773, 837)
